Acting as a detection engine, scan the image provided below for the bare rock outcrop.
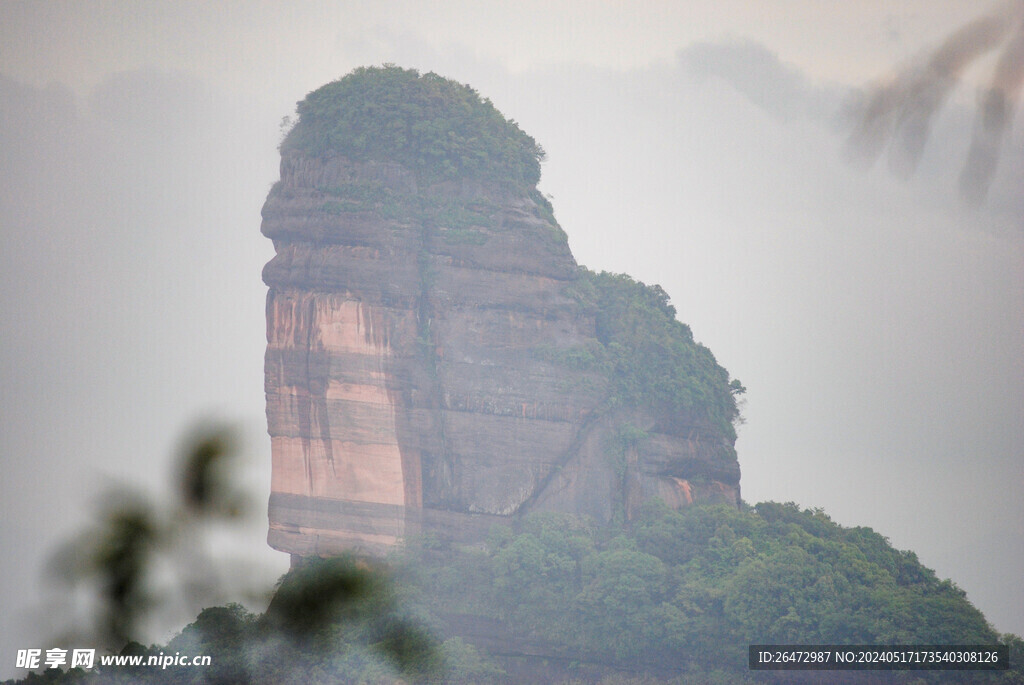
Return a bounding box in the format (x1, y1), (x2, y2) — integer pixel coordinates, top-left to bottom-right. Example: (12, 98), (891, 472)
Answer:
(263, 68), (741, 558)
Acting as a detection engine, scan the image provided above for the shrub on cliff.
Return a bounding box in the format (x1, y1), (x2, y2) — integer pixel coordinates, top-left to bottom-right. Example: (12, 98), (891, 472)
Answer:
(560, 269), (745, 442)
(282, 65), (545, 188)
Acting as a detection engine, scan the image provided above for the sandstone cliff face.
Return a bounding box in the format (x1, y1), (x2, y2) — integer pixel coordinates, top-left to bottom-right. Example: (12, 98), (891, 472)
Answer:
(263, 67), (741, 556)
(263, 149), (740, 557)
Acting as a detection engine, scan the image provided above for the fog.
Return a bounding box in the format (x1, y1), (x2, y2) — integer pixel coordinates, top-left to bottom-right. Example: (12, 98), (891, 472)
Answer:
(1, 2), (1021, 676)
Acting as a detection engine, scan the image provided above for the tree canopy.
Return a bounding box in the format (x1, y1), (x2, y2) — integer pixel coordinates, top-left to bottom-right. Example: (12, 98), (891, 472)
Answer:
(406, 501), (1021, 682)
(559, 269), (744, 442)
(282, 65), (545, 188)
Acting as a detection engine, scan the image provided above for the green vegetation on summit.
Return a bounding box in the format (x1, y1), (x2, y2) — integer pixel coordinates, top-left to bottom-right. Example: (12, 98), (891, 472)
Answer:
(282, 65), (545, 188)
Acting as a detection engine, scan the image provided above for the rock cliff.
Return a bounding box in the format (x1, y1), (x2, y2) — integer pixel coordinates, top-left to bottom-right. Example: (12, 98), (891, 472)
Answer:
(263, 67), (742, 558)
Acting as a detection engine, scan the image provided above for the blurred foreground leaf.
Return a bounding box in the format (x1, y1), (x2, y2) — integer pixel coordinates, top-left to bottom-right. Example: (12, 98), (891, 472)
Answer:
(35, 424), (441, 683)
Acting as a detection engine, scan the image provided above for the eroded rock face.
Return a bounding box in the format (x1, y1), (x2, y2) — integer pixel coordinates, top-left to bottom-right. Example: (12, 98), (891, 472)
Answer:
(263, 151), (740, 556)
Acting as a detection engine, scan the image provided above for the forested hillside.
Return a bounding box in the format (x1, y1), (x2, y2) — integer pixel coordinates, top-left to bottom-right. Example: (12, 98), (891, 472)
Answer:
(12, 501), (1021, 683)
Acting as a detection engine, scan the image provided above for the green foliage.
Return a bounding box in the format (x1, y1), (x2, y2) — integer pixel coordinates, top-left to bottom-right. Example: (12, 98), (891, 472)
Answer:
(577, 545), (669, 663)
(45, 426), (249, 651)
(319, 181), (405, 218)
(319, 180), (502, 228)
(261, 556), (382, 648)
(529, 188), (556, 224)
(398, 503), (1019, 682)
(615, 423), (651, 450)
(25, 427), (444, 684)
(283, 65), (544, 188)
(552, 270), (743, 442)
(435, 637), (508, 684)
(588, 271), (741, 438)
(318, 180), (501, 233)
(528, 187), (568, 242)
(16, 560), (443, 684)
(431, 199), (498, 231)
(532, 339), (605, 372)
(77, 495), (161, 648)
(16, 501), (1022, 683)
(440, 228), (490, 245)
(163, 603), (257, 683)
(258, 556), (441, 679)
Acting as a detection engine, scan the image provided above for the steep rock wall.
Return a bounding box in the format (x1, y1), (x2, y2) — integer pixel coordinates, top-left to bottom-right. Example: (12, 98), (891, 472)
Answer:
(263, 150), (740, 556)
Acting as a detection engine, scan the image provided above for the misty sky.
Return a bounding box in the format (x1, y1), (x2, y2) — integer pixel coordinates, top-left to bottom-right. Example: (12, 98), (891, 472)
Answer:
(1, 1), (1022, 675)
